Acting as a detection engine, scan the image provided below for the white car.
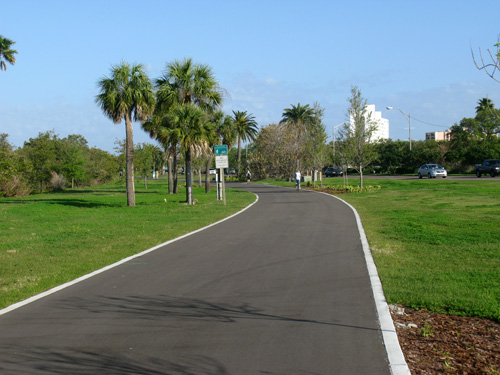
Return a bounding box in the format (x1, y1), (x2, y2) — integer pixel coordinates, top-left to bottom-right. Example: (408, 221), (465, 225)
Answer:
(418, 164), (447, 179)
(209, 168), (216, 175)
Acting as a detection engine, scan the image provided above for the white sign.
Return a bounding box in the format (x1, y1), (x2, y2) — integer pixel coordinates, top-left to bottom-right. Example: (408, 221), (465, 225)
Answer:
(215, 155), (229, 169)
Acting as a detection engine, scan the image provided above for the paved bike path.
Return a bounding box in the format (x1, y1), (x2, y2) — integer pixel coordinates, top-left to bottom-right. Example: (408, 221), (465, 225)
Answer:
(0, 183), (408, 374)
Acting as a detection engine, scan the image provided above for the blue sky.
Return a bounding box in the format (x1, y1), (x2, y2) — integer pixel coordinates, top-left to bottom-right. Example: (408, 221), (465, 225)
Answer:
(2, 0), (500, 152)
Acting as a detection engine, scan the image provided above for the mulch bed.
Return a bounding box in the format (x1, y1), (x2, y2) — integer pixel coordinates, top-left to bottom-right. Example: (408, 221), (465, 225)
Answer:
(390, 305), (500, 374)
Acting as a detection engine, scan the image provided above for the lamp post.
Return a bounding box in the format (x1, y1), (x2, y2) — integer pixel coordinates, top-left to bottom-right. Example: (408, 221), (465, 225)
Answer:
(386, 106), (412, 151)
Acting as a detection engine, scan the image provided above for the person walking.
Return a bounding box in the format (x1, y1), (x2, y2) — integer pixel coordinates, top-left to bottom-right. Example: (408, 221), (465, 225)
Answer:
(295, 170), (301, 190)
(246, 170), (252, 183)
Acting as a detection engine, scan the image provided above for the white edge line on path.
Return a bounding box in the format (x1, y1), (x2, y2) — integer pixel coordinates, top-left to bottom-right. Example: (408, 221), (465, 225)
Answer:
(0, 194), (260, 317)
(315, 190), (411, 375)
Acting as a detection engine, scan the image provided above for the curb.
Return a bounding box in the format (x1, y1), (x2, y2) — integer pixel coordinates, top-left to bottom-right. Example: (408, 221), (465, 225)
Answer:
(317, 190), (411, 375)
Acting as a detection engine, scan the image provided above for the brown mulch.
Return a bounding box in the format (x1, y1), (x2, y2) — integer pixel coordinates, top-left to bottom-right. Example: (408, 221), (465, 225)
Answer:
(390, 305), (500, 374)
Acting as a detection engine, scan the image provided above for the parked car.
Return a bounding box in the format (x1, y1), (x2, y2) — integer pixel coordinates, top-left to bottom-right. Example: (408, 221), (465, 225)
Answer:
(474, 159), (500, 177)
(417, 164), (447, 179)
(209, 168), (216, 175)
(226, 168), (236, 175)
(324, 167), (343, 177)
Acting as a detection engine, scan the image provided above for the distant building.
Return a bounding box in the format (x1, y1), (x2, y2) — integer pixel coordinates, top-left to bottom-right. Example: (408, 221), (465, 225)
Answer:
(425, 130), (451, 141)
(350, 104), (389, 142)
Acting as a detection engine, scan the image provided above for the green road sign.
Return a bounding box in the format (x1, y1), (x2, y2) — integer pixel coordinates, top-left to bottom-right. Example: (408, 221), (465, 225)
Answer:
(214, 145), (228, 156)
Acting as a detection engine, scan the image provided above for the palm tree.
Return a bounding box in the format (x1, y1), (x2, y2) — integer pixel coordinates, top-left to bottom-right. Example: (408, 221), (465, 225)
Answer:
(168, 104), (210, 205)
(156, 58), (223, 113)
(96, 62), (155, 206)
(0, 35), (18, 71)
(142, 108), (180, 194)
(204, 111), (235, 193)
(152, 58), (224, 195)
(232, 111), (258, 176)
(280, 103), (316, 170)
(475, 97), (495, 115)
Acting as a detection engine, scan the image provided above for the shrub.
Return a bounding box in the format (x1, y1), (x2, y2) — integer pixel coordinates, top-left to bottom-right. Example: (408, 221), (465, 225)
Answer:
(49, 172), (66, 191)
(0, 175), (31, 197)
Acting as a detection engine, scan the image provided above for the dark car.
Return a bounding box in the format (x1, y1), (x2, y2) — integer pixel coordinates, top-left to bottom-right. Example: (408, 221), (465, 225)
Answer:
(324, 167), (343, 177)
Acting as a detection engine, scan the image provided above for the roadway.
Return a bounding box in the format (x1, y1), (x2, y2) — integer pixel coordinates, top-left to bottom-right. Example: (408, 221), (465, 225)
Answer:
(0, 183), (398, 374)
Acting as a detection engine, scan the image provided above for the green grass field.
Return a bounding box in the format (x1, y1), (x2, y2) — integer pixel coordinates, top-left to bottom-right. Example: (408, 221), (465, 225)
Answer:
(338, 178), (499, 321)
(0, 180), (256, 309)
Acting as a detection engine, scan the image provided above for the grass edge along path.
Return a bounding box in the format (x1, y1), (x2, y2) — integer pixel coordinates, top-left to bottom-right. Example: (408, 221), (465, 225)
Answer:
(0, 180), (256, 309)
(263, 178), (500, 322)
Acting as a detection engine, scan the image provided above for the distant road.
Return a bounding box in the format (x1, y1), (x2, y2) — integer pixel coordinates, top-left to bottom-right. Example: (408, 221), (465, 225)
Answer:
(0, 183), (394, 374)
(336, 174), (499, 180)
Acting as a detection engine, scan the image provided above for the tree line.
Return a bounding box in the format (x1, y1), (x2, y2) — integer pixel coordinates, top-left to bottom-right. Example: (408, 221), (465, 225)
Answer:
(3, 52), (499, 199)
(0, 132), (119, 197)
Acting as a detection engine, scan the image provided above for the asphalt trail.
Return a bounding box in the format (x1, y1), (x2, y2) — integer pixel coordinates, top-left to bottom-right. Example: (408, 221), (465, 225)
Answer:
(0, 183), (393, 374)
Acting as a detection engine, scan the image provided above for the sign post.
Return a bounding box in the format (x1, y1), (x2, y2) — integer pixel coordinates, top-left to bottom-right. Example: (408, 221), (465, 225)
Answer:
(214, 145), (228, 205)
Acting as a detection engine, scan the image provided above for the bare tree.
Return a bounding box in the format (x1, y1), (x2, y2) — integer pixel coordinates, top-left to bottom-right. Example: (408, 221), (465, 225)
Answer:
(472, 36), (500, 83)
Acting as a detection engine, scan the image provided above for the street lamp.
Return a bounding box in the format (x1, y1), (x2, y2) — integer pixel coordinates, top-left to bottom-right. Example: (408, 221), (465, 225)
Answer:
(386, 106), (413, 151)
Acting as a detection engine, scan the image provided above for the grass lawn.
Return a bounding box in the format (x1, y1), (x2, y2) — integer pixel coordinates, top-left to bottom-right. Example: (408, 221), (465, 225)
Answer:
(0, 179), (256, 309)
(267, 177), (500, 321)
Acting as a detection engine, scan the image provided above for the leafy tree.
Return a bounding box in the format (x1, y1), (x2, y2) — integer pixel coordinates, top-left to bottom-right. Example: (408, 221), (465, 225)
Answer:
(250, 123), (297, 179)
(85, 147), (120, 184)
(373, 140), (411, 174)
(60, 135), (87, 188)
(0, 134), (30, 197)
(337, 86), (379, 187)
(280, 103), (316, 171)
(303, 103), (328, 183)
(96, 62), (155, 206)
(448, 99), (500, 168)
(232, 110), (258, 176)
(22, 131), (60, 192)
(0, 35), (18, 71)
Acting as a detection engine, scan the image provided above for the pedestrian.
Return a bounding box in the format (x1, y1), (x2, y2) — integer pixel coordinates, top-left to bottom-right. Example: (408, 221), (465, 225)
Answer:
(246, 170), (251, 183)
(295, 170), (301, 190)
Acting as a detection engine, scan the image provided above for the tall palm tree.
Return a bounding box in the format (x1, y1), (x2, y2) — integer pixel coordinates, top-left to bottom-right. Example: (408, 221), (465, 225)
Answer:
(280, 103), (316, 170)
(156, 58), (223, 113)
(96, 62), (155, 206)
(280, 103), (316, 129)
(232, 111), (258, 176)
(152, 58), (224, 197)
(0, 35), (18, 71)
(168, 104), (210, 205)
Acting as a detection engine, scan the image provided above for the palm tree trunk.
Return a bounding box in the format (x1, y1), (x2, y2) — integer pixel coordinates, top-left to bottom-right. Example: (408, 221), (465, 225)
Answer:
(237, 137), (242, 176)
(185, 149), (193, 205)
(173, 148), (178, 194)
(125, 112), (135, 207)
(167, 156), (173, 194)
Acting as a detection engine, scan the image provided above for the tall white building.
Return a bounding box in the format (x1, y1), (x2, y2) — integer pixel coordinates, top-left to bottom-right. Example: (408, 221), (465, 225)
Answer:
(349, 104), (389, 142)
